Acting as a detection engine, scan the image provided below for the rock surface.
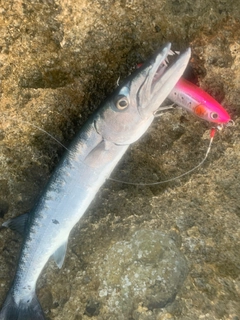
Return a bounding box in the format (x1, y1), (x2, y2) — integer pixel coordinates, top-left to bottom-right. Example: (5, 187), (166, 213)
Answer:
(0, 0), (240, 319)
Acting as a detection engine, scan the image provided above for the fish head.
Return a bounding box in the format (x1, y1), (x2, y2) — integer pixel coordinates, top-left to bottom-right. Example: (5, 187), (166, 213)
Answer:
(95, 43), (191, 145)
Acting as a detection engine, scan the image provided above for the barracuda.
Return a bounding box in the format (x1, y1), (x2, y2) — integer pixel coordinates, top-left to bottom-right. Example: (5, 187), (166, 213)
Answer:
(0, 43), (190, 320)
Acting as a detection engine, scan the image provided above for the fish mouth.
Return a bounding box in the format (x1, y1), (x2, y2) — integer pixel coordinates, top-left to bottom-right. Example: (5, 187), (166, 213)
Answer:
(132, 43), (191, 118)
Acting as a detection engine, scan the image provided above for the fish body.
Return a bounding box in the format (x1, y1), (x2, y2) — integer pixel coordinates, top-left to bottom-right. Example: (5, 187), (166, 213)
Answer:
(168, 78), (231, 124)
(0, 43), (191, 320)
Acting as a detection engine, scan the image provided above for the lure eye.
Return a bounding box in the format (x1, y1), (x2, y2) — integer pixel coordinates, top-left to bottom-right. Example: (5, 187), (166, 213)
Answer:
(210, 112), (219, 120)
(116, 97), (129, 110)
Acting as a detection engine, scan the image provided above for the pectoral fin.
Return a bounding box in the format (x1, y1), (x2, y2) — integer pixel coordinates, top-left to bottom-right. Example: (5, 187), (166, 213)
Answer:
(84, 140), (119, 168)
(52, 240), (68, 269)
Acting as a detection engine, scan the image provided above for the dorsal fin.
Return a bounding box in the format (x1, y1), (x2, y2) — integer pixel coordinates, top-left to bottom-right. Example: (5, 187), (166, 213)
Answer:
(2, 213), (29, 236)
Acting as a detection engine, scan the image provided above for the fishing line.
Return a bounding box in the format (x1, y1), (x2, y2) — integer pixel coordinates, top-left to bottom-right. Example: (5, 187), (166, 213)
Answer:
(3, 118), (71, 152)
(108, 128), (216, 186)
(4, 118), (222, 186)
(21, 120), (70, 151)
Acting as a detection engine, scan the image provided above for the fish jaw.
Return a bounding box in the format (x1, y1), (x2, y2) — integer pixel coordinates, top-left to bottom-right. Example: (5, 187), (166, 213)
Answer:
(170, 78), (231, 124)
(136, 46), (191, 120)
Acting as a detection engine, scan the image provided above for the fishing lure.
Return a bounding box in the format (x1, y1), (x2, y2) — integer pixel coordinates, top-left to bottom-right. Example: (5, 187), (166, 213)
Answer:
(168, 77), (232, 125)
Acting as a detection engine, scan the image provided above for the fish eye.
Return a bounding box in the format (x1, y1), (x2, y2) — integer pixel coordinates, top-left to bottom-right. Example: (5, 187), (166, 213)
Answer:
(210, 112), (219, 120)
(116, 97), (129, 110)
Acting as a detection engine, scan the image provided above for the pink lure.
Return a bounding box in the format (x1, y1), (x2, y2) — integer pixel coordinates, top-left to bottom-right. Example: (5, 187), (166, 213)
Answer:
(168, 78), (231, 124)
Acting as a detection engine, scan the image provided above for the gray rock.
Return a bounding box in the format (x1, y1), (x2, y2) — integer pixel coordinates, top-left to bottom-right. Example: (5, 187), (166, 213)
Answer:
(96, 230), (187, 318)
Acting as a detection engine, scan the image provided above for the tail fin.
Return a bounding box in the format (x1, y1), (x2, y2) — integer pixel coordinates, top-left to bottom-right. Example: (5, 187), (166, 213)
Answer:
(0, 289), (46, 320)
